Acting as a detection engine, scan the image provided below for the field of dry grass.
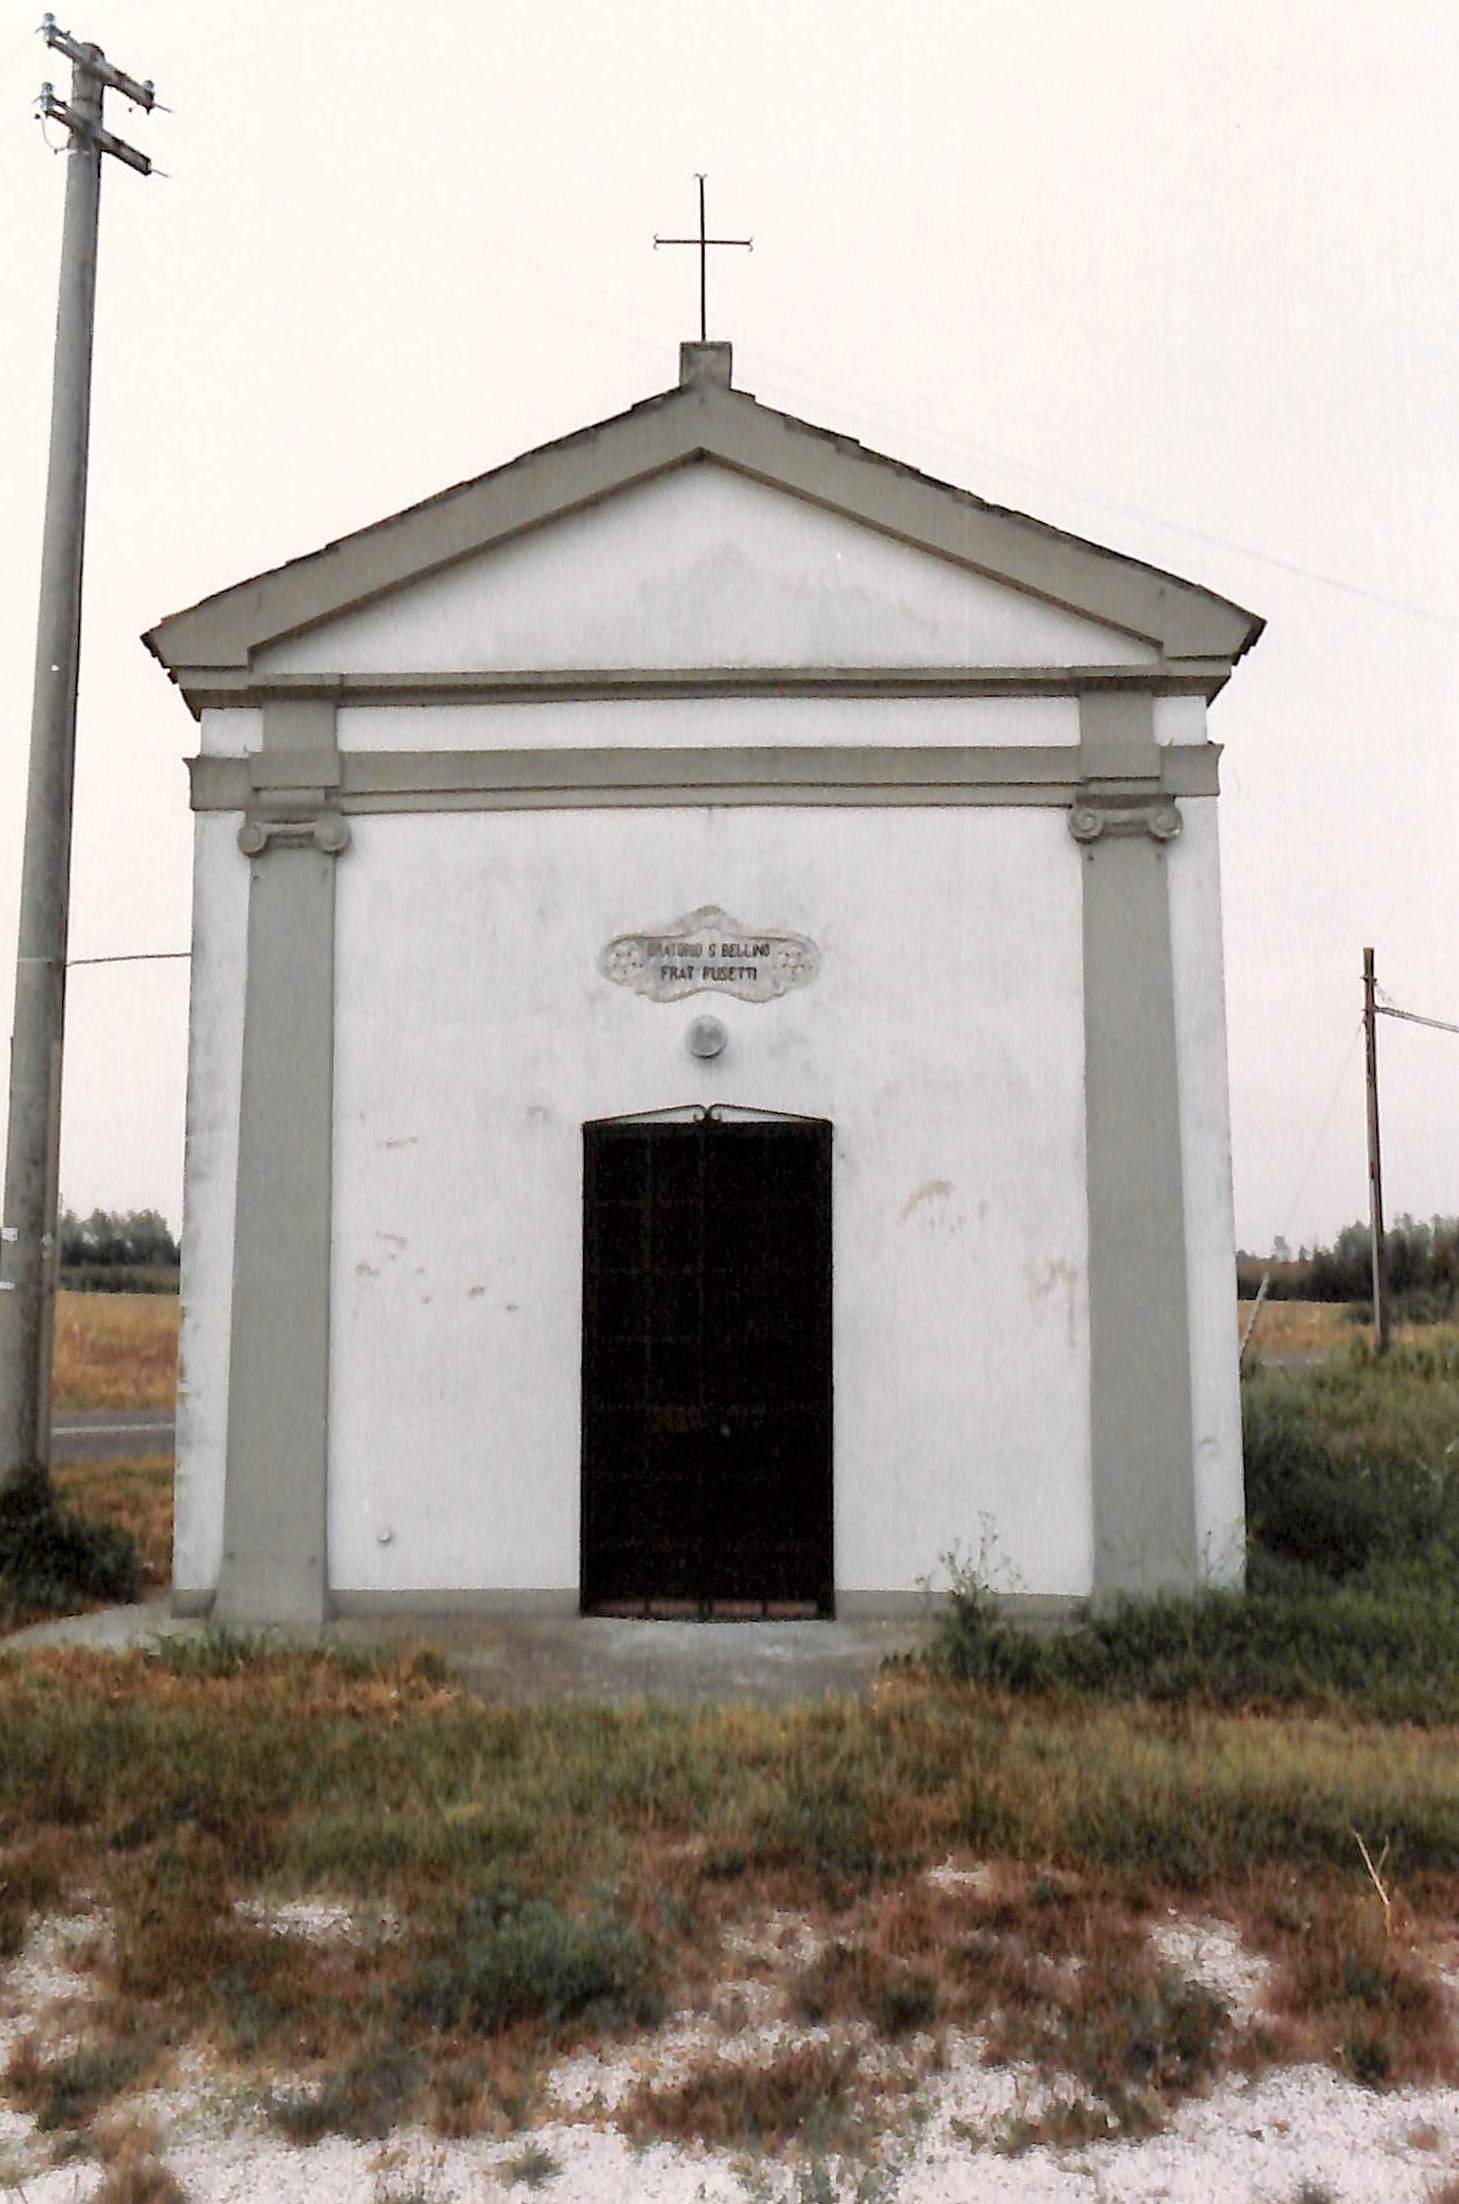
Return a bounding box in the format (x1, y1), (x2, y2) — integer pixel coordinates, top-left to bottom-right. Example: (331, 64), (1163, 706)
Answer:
(50, 1291), (178, 1413)
(42, 1289), (1395, 1418)
(44, 1286), (1453, 1418)
(1238, 1297), (1459, 1357)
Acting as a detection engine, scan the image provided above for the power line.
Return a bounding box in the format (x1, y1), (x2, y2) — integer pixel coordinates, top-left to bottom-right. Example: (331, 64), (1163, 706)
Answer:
(1377, 1003), (1459, 1039)
(1238, 1016), (1365, 1367)
(68, 950), (190, 968)
(148, 113), (1459, 637)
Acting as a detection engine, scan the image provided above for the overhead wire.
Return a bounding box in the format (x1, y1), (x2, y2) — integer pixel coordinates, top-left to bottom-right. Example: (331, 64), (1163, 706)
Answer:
(10, 0), (1442, 633)
(1238, 1017), (1365, 1365)
(146, 80), (1458, 635)
(1375, 1001), (1459, 1039)
(68, 950), (190, 967)
(149, 0), (414, 89)
(171, 164), (674, 368)
(137, 0), (396, 80)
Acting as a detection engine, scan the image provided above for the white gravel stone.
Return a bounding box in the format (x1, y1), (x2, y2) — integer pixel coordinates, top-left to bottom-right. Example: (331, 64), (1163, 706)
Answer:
(924, 1859), (999, 1897)
(721, 1908), (827, 1969)
(231, 1896), (404, 1946)
(6, 1910), (1459, 2201)
(1147, 1912), (1274, 2025)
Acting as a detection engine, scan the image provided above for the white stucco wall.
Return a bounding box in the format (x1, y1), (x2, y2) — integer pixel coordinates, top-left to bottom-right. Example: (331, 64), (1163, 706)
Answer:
(199, 707), (261, 757)
(325, 805), (1093, 1599)
(174, 811), (248, 1595)
(175, 460), (1243, 1612)
(1154, 696), (1207, 747)
(256, 465), (1159, 676)
(337, 696), (1082, 753)
(1169, 792), (1245, 1581)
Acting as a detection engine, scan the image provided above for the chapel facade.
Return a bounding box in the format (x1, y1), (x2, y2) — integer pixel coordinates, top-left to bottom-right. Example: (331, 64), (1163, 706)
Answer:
(145, 342), (1262, 1627)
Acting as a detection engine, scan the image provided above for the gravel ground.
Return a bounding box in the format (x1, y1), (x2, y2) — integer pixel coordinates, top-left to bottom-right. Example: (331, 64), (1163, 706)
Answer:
(5, 1901), (1459, 2204)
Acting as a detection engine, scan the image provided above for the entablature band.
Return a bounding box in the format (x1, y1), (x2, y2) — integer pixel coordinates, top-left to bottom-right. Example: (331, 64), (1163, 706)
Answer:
(198, 740), (1218, 821)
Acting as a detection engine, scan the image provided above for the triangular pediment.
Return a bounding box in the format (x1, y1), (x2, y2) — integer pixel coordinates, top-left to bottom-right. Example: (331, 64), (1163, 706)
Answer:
(247, 462), (1160, 677)
(145, 347), (1262, 711)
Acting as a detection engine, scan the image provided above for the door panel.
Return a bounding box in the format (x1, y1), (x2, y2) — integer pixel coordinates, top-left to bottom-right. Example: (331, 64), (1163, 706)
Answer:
(581, 1112), (833, 1617)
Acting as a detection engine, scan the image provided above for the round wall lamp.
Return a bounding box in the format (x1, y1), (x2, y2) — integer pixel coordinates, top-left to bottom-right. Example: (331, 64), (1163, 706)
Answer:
(686, 1015), (728, 1060)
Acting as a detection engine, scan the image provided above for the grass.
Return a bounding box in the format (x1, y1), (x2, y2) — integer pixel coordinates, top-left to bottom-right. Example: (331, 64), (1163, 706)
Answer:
(0, 1463), (140, 1631)
(402, 1884), (663, 2035)
(52, 1456), (172, 1593)
(501, 2141), (560, 2188)
(51, 1290), (178, 1412)
(2, 1641), (1459, 2152)
(4, 1310), (1459, 2164)
(93, 2133), (191, 2204)
(934, 1335), (1459, 1723)
(49, 1290), (1435, 1414)
(1236, 1297), (1459, 1359)
(619, 2040), (870, 2154)
(4, 2033), (159, 2131)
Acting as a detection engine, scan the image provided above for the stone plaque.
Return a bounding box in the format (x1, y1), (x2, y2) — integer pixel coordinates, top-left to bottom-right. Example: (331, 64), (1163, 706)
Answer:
(600, 904), (820, 1005)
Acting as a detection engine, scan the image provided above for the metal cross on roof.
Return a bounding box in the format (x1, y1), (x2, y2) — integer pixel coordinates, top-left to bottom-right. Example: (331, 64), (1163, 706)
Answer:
(654, 174), (751, 344)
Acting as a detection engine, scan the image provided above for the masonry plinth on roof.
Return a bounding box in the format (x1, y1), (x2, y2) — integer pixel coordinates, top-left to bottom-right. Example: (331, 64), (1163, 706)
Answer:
(147, 346), (1261, 1630)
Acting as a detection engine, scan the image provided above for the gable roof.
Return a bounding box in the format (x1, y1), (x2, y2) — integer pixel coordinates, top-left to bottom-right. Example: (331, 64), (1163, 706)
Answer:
(144, 342), (1263, 707)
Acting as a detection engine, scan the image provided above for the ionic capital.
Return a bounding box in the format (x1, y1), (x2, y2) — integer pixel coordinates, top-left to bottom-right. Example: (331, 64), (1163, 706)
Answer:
(1068, 798), (1181, 848)
(237, 809), (351, 859)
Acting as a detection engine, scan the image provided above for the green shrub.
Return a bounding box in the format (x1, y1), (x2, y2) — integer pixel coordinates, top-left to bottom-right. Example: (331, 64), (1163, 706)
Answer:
(402, 1886), (661, 2037)
(269, 2040), (419, 2141)
(0, 1465), (139, 1617)
(930, 1558), (1459, 1724)
(1243, 1375), (1459, 1578)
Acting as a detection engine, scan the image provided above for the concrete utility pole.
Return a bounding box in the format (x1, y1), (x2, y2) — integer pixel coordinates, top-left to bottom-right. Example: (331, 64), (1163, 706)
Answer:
(0, 19), (154, 1499)
(1362, 945), (1391, 1353)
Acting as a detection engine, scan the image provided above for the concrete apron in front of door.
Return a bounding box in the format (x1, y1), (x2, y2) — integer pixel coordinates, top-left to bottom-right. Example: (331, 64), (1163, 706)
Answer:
(5, 1600), (935, 1706)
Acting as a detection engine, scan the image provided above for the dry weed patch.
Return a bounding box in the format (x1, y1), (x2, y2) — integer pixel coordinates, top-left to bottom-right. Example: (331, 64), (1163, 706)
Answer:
(1245, 1881), (1459, 2089)
(0, 1832), (69, 1956)
(51, 1290), (178, 1412)
(4, 2028), (161, 2133)
(93, 2129), (192, 2204)
(618, 2038), (878, 2155)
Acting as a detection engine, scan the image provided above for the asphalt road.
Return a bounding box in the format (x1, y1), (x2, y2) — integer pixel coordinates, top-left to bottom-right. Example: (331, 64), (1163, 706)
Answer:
(50, 1408), (175, 1463)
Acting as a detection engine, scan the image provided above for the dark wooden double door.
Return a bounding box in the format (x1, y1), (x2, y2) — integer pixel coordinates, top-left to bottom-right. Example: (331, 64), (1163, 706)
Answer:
(581, 1111), (833, 1617)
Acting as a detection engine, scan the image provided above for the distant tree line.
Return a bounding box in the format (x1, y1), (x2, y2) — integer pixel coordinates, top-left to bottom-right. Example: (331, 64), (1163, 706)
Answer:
(59, 1207), (179, 1293)
(1237, 1214), (1459, 1320)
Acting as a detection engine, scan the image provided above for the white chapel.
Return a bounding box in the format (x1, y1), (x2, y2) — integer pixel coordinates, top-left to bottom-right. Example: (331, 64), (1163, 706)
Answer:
(145, 340), (1263, 1628)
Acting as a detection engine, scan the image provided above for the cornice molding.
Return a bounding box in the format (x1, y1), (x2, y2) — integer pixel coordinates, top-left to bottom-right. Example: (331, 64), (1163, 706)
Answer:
(171, 661), (1236, 719)
(144, 374), (1262, 696)
(190, 741), (1220, 819)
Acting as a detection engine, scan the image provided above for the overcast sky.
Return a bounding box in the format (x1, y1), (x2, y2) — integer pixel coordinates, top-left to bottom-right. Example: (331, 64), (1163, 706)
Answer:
(1, 0), (1456, 1254)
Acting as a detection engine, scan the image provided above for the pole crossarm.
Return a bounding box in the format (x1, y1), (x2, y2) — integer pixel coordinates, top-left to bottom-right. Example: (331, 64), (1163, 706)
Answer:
(39, 87), (151, 172)
(41, 15), (155, 109)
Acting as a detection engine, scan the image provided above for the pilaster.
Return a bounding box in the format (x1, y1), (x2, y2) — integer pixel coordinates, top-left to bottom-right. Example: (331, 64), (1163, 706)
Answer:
(215, 702), (346, 1628)
(1074, 693), (1197, 1598)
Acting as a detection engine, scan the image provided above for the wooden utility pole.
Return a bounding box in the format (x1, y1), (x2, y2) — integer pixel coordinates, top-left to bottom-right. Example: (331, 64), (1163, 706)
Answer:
(1362, 946), (1391, 1352)
(0, 19), (154, 1498)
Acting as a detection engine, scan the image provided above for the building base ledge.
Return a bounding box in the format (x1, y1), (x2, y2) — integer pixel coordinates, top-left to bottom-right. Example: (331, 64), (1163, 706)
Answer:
(169, 1586), (1097, 1632)
(844, 1588), (1093, 1633)
(330, 1587), (581, 1617)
